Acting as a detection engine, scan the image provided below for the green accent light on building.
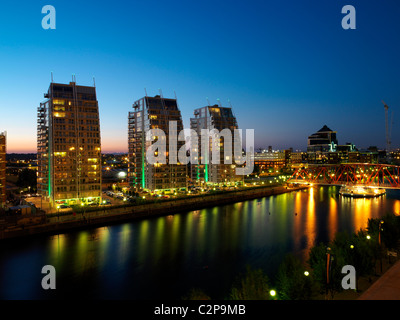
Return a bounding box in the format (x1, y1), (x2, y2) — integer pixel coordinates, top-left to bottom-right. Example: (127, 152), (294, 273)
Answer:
(48, 152), (52, 197)
(204, 148), (208, 182)
(142, 152), (145, 189)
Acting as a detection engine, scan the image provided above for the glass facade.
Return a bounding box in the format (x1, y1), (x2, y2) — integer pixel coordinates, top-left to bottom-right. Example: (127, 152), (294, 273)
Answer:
(128, 95), (187, 191)
(190, 105), (241, 184)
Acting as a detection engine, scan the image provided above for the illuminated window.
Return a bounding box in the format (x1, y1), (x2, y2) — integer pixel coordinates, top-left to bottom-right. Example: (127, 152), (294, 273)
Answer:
(54, 106), (66, 112)
(54, 152), (67, 157)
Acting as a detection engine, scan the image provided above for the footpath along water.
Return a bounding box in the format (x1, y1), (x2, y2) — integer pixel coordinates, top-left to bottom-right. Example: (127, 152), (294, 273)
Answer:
(0, 185), (301, 239)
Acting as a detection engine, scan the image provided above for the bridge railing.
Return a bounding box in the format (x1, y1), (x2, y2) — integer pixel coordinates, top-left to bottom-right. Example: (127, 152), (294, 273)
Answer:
(288, 163), (400, 189)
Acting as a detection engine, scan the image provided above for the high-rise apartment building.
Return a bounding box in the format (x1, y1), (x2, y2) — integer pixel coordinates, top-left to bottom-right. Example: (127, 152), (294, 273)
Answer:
(190, 104), (241, 184)
(37, 81), (102, 207)
(0, 132), (6, 207)
(128, 95), (187, 191)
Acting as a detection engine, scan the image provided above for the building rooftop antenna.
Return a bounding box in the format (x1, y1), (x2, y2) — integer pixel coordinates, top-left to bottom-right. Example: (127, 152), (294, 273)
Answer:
(144, 88), (148, 97)
(227, 98), (238, 125)
(51, 71), (54, 83)
(206, 97), (211, 106)
(174, 91), (182, 119)
(93, 76), (96, 87)
(382, 100), (392, 153)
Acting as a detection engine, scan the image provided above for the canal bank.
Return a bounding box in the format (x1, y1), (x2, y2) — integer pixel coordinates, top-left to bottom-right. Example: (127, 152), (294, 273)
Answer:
(0, 185), (307, 240)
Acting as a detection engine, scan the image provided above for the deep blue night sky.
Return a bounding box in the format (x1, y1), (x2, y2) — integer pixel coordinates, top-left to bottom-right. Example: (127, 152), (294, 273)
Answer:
(0, 0), (399, 152)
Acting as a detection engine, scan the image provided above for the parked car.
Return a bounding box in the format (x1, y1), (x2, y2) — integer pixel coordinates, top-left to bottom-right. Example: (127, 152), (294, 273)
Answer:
(58, 205), (72, 212)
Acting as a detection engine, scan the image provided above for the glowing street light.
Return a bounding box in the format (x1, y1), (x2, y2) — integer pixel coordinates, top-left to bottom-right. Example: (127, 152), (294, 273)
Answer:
(118, 171), (127, 178)
(379, 220), (384, 245)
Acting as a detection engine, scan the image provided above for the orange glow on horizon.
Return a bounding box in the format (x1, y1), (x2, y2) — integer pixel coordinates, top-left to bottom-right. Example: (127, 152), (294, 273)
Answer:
(6, 137), (36, 153)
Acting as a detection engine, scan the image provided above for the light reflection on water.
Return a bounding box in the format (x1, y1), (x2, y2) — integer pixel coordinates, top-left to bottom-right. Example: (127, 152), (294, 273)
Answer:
(1, 186), (400, 300)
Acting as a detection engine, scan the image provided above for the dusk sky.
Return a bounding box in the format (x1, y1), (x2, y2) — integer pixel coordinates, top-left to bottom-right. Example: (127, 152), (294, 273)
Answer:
(0, 0), (399, 153)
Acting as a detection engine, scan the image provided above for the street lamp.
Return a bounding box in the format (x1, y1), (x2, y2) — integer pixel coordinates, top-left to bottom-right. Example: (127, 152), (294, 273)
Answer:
(326, 247), (334, 299)
(379, 220), (384, 273)
(378, 220), (384, 246)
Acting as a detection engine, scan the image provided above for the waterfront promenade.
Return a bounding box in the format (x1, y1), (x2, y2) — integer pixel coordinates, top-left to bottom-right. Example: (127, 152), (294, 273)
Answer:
(0, 185), (307, 240)
(358, 260), (400, 300)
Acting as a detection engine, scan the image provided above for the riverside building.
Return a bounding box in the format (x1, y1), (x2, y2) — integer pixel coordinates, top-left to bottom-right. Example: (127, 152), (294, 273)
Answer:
(128, 95), (187, 191)
(37, 81), (102, 207)
(190, 104), (241, 185)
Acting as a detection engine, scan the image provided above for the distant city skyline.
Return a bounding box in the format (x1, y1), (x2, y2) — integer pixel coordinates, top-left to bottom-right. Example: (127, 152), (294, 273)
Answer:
(1, 0), (400, 153)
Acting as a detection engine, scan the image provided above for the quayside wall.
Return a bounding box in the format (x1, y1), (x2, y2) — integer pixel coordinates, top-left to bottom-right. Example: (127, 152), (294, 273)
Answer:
(0, 185), (307, 240)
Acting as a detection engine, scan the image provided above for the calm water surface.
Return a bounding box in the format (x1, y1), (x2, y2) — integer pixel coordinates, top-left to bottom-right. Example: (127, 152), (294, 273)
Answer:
(1, 186), (400, 299)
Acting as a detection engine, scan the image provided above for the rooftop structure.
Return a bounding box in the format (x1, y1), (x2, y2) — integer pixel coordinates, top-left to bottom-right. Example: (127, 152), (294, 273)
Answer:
(307, 125), (338, 152)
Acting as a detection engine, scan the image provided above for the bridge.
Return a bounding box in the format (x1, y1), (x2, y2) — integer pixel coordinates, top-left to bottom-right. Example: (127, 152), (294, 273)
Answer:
(287, 163), (400, 189)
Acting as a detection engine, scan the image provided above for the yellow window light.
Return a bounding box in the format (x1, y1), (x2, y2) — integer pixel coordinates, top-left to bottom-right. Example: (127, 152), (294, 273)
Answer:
(53, 99), (65, 105)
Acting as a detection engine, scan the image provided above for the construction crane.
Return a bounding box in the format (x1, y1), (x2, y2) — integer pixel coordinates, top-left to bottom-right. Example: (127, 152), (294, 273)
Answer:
(382, 100), (393, 154)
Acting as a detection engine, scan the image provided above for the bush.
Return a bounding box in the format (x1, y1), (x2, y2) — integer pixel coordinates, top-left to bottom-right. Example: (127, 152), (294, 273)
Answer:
(368, 214), (400, 250)
(229, 265), (270, 300)
(182, 288), (211, 300)
(275, 254), (317, 300)
(308, 240), (347, 299)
